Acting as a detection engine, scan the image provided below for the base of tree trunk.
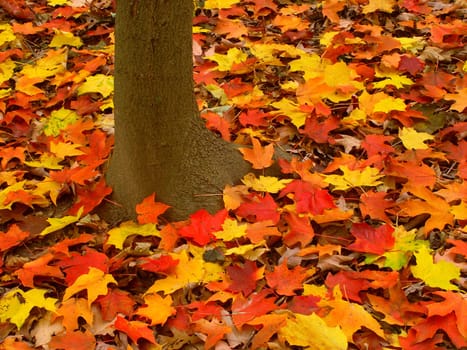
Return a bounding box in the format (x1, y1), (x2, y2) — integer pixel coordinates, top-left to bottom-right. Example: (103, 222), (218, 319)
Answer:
(99, 123), (251, 223)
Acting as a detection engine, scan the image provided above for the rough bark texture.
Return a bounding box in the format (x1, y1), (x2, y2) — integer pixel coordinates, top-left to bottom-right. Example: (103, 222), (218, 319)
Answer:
(101, 0), (250, 222)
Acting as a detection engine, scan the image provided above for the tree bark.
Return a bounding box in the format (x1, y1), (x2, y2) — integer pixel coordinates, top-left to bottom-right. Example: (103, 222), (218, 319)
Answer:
(101, 0), (249, 222)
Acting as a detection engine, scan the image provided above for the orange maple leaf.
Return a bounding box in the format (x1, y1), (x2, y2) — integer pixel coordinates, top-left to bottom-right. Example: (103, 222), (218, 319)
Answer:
(136, 193), (170, 224)
(265, 259), (308, 296)
(239, 138), (274, 169)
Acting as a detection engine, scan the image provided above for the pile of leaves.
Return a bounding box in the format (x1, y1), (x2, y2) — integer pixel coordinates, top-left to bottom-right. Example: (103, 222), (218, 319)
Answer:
(0, 0), (466, 349)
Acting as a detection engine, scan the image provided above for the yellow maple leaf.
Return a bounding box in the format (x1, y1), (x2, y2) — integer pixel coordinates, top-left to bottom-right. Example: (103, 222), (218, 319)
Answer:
(204, 0), (239, 9)
(271, 98), (309, 128)
(278, 312), (347, 350)
(40, 207), (83, 236)
(324, 165), (383, 191)
(288, 52), (323, 80)
(0, 288), (57, 328)
(373, 68), (414, 89)
(342, 108), (367, 126)
(24, 153), (64, 170)
(145, 249), (224, 295)
(48, 0), (69, 5)
(450, 201), (467, 220)
(106, 221), (161, 250)
(411, 246), (460, 291)
(136, 293), (176, 326)
(444, 88), (467, 112)
(362, 0), (396, 14)
(223, 184), (249, 210)
(247, 43), (287, 66)
(399, 127), (434, 150)
(0, 181), (26, 210)
(205, 47), (248, 71)
(63, 267), (117, 307)
(373, 96), (406, 113)
(323, 61), (362, 89)
(224, 241), (266, 258)
(50, 141), (85, 159)
(78, 74), (114, 98)
(0, 59), (16, 85)
(49, 30), (83, 48)
(241, 173), (292, 193)
(214, 218), (247, 241)
(33, 179), (63, 205)
(0, 24), (16, 46)
(20, 48), (67, 81)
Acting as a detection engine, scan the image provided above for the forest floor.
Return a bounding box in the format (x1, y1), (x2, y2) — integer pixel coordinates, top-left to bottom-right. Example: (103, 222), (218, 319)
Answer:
(0, 0), (466, 349)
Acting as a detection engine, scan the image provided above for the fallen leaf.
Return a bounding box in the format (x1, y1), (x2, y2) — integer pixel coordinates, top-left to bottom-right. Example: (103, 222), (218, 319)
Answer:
(63, 267), (117, 307)
(239, 138), (274, 169)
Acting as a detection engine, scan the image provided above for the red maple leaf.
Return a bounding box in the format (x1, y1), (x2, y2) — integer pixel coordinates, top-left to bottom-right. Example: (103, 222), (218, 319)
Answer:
(221, 77), (253, 98)
(226, 260), (263, 296)
(96, 289), (136, 321)
(361, 134), (394, 157)
(201, 111), (231, 141)
(114, 316), (157, 344)
(408, 313), (467, 349)
(231, 290), (280, 328)
(347, 222), (395, 255)
(57, 247), (109, 284)
(398, 55), (425, 75)
(282, 212), (315, 247)
(69, 179), (112, 215)
(239, 109), (271, 127)
(301, 115), (339, 144)
(325, 270), (399, 303)
(188, 301), (223, 322)
(0, 0), (34, 20)
(178, 209), (228, 246)
(235, 193), (280, 224)
(138, 255), (179, 275)
(279, 180), (335, 215)
(287, 295), (321, 315)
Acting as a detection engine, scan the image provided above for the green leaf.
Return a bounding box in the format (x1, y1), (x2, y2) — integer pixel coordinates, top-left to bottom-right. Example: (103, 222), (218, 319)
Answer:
(366, 226), (429, 270)
(42, 108), (79, 137)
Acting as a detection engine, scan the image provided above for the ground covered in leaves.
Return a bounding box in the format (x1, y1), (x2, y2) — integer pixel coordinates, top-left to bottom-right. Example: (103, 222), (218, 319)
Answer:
(0, 0), (466, 349)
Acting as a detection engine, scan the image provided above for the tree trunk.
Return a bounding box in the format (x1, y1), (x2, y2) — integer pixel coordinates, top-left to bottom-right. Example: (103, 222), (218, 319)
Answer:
(101, 0), (249, 222)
